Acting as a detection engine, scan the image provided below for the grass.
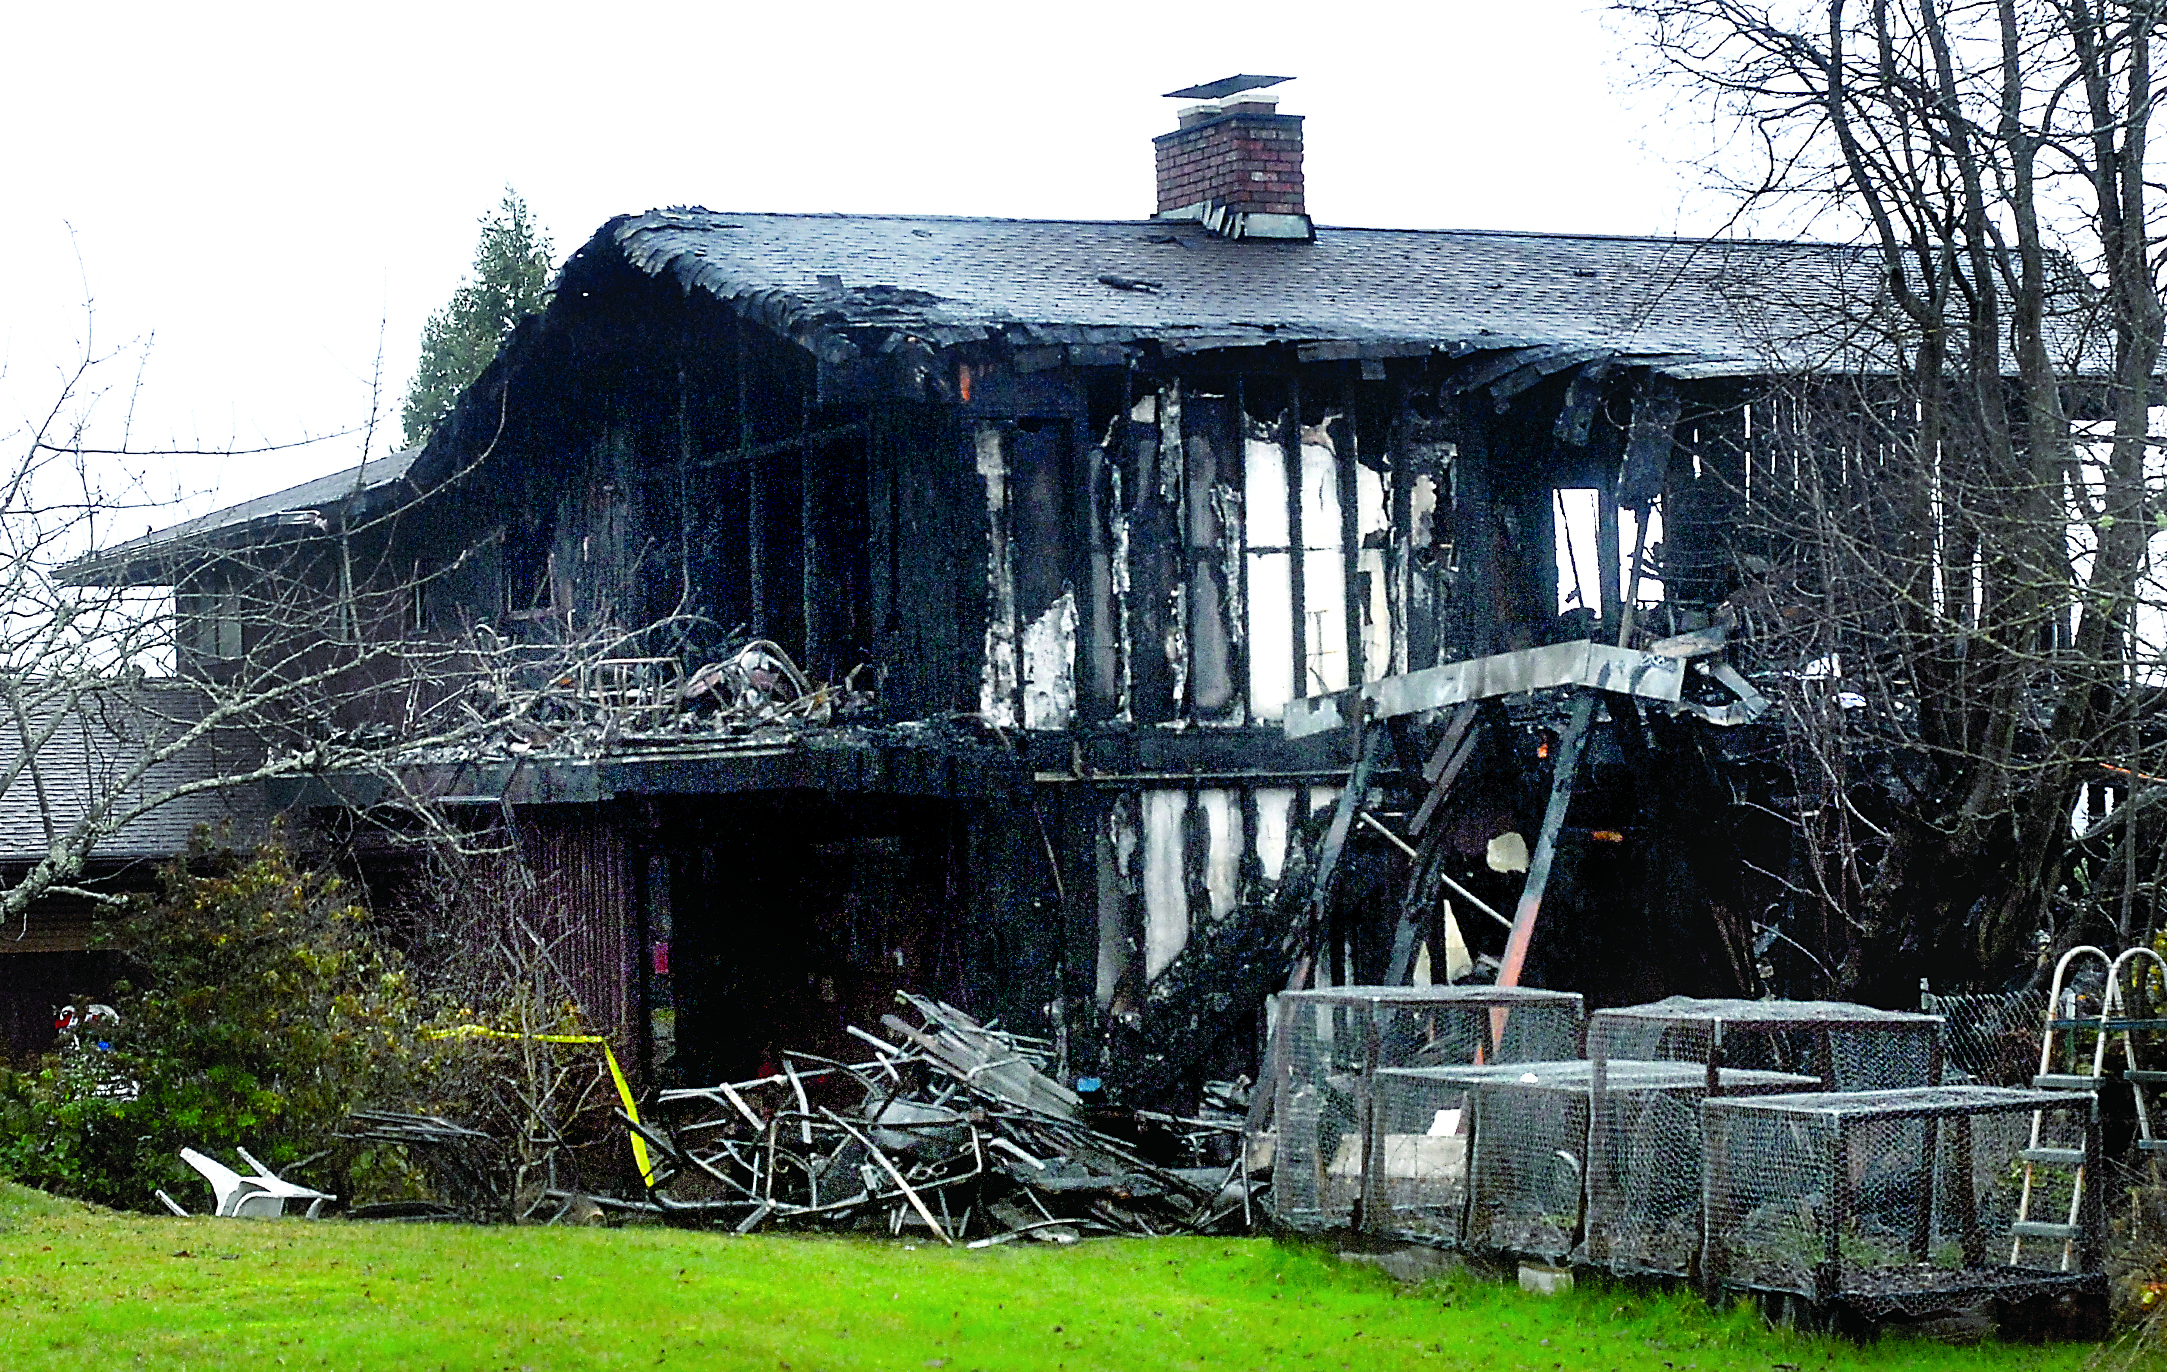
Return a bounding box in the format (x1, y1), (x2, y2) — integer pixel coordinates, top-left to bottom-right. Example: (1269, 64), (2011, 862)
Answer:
(0, 1184), (2131, 1371)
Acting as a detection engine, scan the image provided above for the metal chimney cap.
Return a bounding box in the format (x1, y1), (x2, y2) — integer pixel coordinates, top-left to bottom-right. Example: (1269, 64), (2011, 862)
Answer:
(1162, 74), (1292, 101)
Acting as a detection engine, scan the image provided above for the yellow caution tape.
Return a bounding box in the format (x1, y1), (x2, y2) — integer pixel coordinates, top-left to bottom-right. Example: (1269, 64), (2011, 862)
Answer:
(423, 1025), (654, 1186)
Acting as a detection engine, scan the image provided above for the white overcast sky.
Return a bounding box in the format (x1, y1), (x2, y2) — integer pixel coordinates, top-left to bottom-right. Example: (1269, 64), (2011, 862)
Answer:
(2, 0), (1729, 533)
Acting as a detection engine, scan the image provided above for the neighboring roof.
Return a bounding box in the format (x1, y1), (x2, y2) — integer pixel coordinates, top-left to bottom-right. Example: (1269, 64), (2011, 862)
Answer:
(0, 682), (268, 865)
(61, 448), (420, 587)
(602, 210), (2108, 380)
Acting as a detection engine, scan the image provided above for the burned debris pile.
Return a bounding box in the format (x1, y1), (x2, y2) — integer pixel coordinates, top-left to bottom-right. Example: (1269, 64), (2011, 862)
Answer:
(632, 994), (1254, 1244)
(534, 638), (877, 748)
(376, 637), (881, 769)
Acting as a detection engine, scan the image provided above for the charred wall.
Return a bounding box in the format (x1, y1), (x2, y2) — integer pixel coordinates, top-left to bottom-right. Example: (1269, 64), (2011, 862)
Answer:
(405, 257), (878, 682)
(647, 792), (998, 1084)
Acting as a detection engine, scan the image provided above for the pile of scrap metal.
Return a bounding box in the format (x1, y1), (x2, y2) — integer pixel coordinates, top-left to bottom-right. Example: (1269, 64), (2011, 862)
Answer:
(631, 993), (1256, 1244)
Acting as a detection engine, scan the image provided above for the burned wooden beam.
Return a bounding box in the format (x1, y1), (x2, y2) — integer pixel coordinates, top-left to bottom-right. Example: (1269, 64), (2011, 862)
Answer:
(1497, 692), (1596, 989)
(1553, 359), (1617, 447)
(1299, 708), (1384, 987)
(1615, 372), (1682, 510)
(1489, 345), (1616, 408)
(686, 423), (869, 471)
(1407, 700), (1483, 838)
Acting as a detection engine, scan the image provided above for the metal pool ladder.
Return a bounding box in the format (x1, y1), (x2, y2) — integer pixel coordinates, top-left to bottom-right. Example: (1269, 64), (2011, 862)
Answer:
(2012, 945), (2111, 1270)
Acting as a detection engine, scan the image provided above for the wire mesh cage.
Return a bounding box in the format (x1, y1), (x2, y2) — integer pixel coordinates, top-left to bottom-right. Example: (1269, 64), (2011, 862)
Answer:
(1581, 998), (1944, 1277)
(1702, 1087), (2102, 1316)
(1256, 986), (1584, 1231)
(1373, 1061), (1817, 1260)
(1921, 988), (2049, 1086)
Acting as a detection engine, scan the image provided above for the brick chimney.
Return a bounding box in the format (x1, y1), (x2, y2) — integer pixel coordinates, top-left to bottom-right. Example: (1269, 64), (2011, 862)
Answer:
(1153, 75), (1312, 241)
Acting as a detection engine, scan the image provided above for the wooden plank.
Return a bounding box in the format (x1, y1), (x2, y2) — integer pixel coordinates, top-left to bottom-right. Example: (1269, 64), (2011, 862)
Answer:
(1553, 358), (1615, 447)
(1616, 500), (1652, 648)
(1410, 704), (1484, 837)
(1385, 826), (1513, 980)
(687, 423), (867, 470)
(1337, 414), (1363, 691)
(1489, 345), (1615, 406)
(1387, 704), (1496, 985)
(1295, 710), (1381, 989)
(1443, 346), (1550, 396)
(1383, 895), (1427, 988)
(1308, 716), (1378, 929)
(1597, 483), (1623, 630)
(1616, 372), (1682, 510)
(1423, 701), (1483, 783)
(1497, 693), (1595, 990)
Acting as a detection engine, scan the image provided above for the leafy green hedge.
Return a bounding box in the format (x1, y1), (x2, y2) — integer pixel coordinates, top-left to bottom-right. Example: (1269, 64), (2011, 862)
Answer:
(0, 843), (419, 1209)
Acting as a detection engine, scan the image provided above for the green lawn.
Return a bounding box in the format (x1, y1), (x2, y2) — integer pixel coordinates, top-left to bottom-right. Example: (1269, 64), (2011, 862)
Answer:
(0, 1182), (2133, 1371)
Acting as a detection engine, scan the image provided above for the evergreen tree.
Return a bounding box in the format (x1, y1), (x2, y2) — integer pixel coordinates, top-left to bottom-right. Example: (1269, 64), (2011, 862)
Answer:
(399, 188), (554, 448)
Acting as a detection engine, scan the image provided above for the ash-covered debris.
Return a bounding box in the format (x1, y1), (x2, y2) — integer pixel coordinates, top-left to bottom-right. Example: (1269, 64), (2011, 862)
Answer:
(668, 639), (876, 731)
(342, 638), (881, 769)
(543, 638), (878, 749)
(634, 992), (1259, 1243)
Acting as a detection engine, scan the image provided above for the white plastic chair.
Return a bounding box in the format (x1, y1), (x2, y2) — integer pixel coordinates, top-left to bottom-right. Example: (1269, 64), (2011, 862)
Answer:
(178, 1146), (334, 1218)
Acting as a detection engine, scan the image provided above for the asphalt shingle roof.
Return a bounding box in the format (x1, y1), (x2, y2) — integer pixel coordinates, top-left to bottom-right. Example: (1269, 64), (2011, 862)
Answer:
(62, 448), (420, 586)
(605, 210), (2054, 377)
(77, 209), (2114, 582)
(0, 683), (267, 864)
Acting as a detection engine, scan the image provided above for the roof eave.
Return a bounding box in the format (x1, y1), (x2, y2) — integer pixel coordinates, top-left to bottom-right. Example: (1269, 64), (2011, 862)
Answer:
(58, 477), (418, 589)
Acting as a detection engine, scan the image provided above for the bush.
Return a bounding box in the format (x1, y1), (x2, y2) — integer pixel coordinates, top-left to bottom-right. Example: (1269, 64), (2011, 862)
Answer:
(0, 842), (420, 1210)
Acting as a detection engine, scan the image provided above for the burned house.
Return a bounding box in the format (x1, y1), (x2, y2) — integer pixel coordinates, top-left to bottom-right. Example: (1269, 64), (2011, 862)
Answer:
(64, 79), (1967, 1099)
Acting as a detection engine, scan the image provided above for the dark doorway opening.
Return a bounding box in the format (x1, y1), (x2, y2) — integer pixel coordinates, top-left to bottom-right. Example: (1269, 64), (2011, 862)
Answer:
(658, 795), (969, 1085)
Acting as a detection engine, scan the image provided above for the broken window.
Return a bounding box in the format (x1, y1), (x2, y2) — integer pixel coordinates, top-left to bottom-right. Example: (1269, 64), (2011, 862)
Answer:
(189, 587), (242, 660)
(1553, 488), (1666, 620)
(1241, 411), (1361, 716)
(1555, 488), (1600, 616)
(1244, 420), (1296, 720)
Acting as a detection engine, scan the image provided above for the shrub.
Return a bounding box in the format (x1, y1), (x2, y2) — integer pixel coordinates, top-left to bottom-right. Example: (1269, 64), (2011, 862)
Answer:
(0, 841), (420, 1210)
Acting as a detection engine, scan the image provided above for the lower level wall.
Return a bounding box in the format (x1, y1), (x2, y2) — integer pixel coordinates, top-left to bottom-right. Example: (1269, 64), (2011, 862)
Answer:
(516, 807), (636, 1058)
